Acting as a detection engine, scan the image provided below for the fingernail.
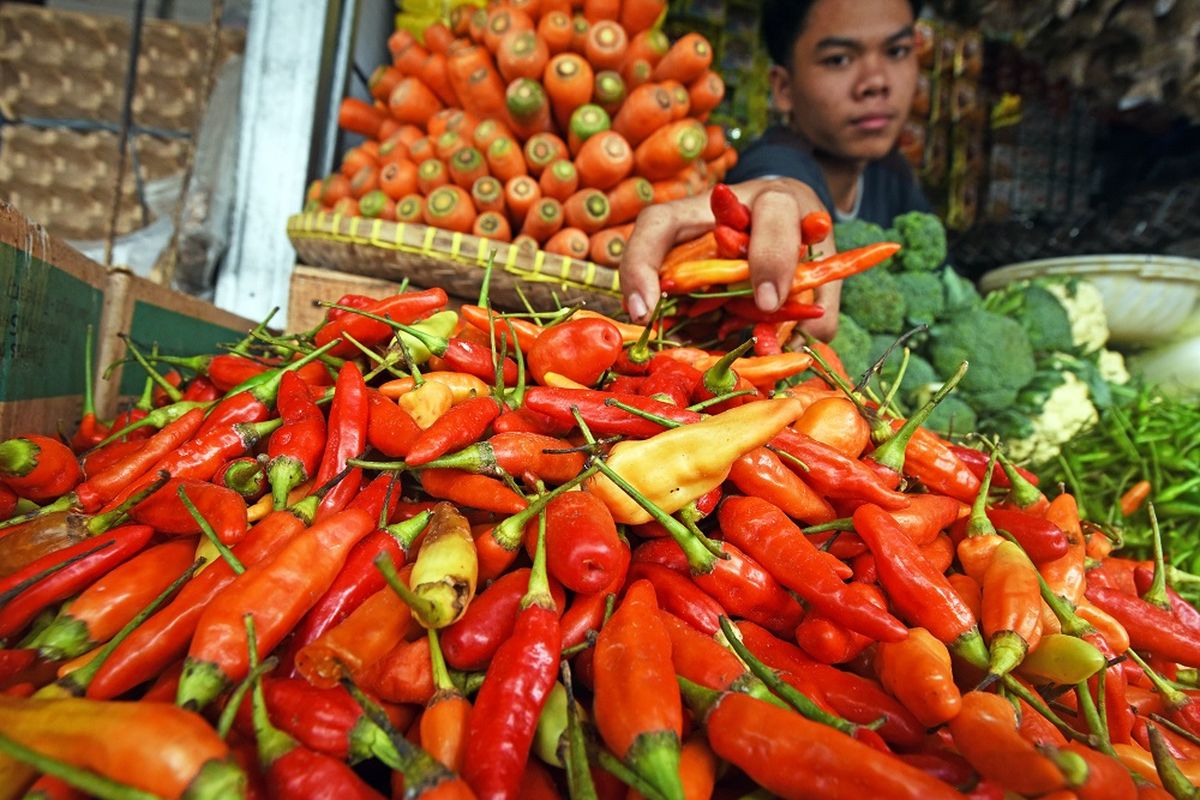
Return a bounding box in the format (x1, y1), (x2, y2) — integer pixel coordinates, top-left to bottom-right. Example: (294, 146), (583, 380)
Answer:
(755, 282), (779, 312)
(627, 293), (648, 322)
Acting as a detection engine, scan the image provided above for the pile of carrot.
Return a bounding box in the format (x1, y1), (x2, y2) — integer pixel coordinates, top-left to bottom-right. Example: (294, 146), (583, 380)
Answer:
(308, 0), (735, 268)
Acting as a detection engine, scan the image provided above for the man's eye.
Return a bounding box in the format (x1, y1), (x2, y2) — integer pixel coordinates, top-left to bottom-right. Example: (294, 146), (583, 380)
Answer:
(821, 53), (851, 67)
(889, 44), (913, 59)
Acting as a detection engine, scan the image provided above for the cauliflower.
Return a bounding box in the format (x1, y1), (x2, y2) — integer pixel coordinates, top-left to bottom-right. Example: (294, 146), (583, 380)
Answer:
(1098, 349), (1130, 385)
(1044, 279), (1109, 353)
(1004, 371), (1099, 465)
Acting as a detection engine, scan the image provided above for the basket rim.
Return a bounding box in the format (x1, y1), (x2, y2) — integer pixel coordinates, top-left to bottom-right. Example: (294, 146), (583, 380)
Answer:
(980, 254), (1200, 292)
(286, 211), (622, 299)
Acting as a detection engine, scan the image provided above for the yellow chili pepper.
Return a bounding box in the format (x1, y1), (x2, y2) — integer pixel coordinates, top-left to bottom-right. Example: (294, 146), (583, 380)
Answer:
(399, 380), (454, 429)
(379, 371), (489, 405)
(585, 397), (805, 525)
(404, 502), (478, 629)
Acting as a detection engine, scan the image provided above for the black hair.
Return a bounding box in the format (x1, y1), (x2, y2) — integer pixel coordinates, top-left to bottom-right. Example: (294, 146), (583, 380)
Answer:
(761, 0), (923, 66)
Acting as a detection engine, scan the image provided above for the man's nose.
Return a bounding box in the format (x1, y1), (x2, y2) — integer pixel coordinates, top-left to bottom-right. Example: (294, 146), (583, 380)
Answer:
(856, 56), (891, 98)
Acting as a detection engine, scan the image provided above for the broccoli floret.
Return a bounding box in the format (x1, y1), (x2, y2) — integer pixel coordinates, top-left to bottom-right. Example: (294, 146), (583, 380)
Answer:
(922, 395), (978, 437)
(828, 313), (872, 382)
(983, 280), (1075, 354)
(892, 211), (947, 272)
(941, 267), (983, 315)
(929, 310), (1036, 412)
(840, 269), (907, 335)
(894, 271), (945, 326)
(865, 336), (938, 403)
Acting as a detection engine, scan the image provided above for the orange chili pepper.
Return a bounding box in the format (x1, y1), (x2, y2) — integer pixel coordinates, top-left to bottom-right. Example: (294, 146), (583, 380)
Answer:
(949, 691), (1068, 795)
(1121, 480), (1152, 517)
(981, 539), (1045, 678)
(874, 627), (962, 727)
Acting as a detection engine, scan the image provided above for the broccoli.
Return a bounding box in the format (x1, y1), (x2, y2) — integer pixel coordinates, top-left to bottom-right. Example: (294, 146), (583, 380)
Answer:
(929, 310), (1036, 412)
(983, 280), (1075, 354)
(865, 336), (937, 402)
(833, 219), (897, 271)
(922, 395), (978, 437)
(840, 269), (907, 335)
(828, 313), (872, 382)
(941, 267), (983, 314)
(894, 271), (945, 326)
(892, 211), (947, 272)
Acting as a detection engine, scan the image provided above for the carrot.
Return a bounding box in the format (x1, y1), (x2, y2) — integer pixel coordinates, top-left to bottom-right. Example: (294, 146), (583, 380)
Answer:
(652, 178), (691, 203)
(660, 79), (692, 120)
(520, 197), (565, 244)
(392, 37), (431, 76)
(653, 32), (713, 84)
(448, 146), (488, 190)
(585, 20), (628, 72)
(569, 14), (590, 54)
(513, 233), (540, 258)
(467, 7), (489, 43)
(338, 97), (386, 138)
(349, 164), (380, 198)
(543, 52), (594, 132)
(611, 83), (674, 147)
(446, 44), (508, 122)
(340, 145), (377, 178)
(369, 64), (404, 102)
(484, 7), (535, 54)
(620, 0), (667, 36)
(359, 189), (397, 221)
(583, 0), (620, 24)
(473, 117), (515, 152)
(449, 5), (475, 37)
(387, 29), (417, 63)
(321, 173), (352, 206)
(537, 10), (573, 55)
(563, 187), (611, 233)
(687, 70), (724, 118)
(634, 118), (706, 181)
(626, 28), (670, 71)
(375, 138), (408, 170)
(701, 123), (727, 161)
(486, 136), (528, 182)
(473, 210), (513, 242)
(423, 21), (454, 54)
(575, 129), (633, 190)
(435, 130), (469, 161)
(377, 118), (401, 143)
(504, 175), (542, 228)
(306, 179), (323, 203)
(387, 77), (444, 126)
(588, 224), (633, 267)
(471, 175), (506, 215)
(331, 196), (360, 217)
(523, 132), (569, 177)
(395, 193), (425, 223)
(605, 176), (654, 224)
(593, 69), (626, 115)
(543, 227), (590, 259)
(567, 103), (611, 155)
(430, 109), (477, 141)
(538, 158), (578, 201)
(540, 0), (572, 14)
(423, 184), (477, 233)
(419, 53), (460, 107)
(509, 0), (542, 21)
(505, 77), (554, 141)
(407, 136), (435, 164)
(379, 159), (419, 199)
(392, 124), (425, 148)
(417, 158), (450, 195)
(497, 29), (549, 83)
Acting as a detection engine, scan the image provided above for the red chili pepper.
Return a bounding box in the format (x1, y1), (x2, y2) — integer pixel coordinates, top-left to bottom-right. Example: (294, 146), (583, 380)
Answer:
(714, 223), (749, 259)
(366, 389), (423, 458)
(800, 210), (833, 244)
(492, 406), (575, 437)
(315, 288), (449, 358)
(559, 550), (629, 651)
(419, 468), (528, 517)
(524, 386), (700, 438)
(127, 478), (248, 545)
(986, 506), (1069, 563)
(406, 396), (502, 466)
(85, 504), (314, 700)
(769, 429), (911, 510)
(0, 525), (154, 642)
(709, 182), (750, 231)
(0, 435), (82, 503)
(659, 610), (749, 692)
(639, 359), (703, 408)
(461, 509), (563, 800)
(950, 444), (1040, 488)
(267, 371), (327, 509)
(423, 431), (586, 488)
(727, 447), (836, 525)
(725, 296), (825, 323)
(1091, 586), (1200, 669)
(627, 561), (723, 635)
(443, 568), (531, 671)
(324, 293), (378, 323)
(949, 691), (1068, 796)
(0, 483), (18, 521)
(312, 362), (369, 520)
(1135, 564), (1200, 633)
(359, 635), (434, 705)
(177, 507), (376, 711)
(393, 321), (520, 385)
(528, 317), (624, 387)
(794, 607), (873, 664)
(527, 490), (626, 594)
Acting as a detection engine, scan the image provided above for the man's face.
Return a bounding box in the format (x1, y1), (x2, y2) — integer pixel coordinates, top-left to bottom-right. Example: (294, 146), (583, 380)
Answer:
(771, 0), (919, 163)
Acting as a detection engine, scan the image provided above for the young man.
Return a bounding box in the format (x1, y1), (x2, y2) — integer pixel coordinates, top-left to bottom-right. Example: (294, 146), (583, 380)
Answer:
(621, 0), (926, 339)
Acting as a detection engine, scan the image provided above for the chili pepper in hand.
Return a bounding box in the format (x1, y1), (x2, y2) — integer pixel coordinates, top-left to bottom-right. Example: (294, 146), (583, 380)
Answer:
(853, 503), (989, 669)
(710, 183), (750, 231)
(719, 496), (906, 642)
(725, 296), (825, 324)
(267, 371), (327, 510)
(660, 242), (901, 294)
(315, 288), (449, 358)
(0, 436), (81, 503)
(462, 508), (562, 800)
(714, 223), (750, 259)
(592, 579), (685, 800)
(949, 690), (1068, 796)
(178, 507), (375, 711)
(800, 210), (833, 244)
(528, 317), (624, 387)
(86, 502), (315, 700)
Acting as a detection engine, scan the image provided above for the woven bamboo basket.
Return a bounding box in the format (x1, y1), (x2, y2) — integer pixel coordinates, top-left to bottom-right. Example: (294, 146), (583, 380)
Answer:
(286, 212), (625, 316)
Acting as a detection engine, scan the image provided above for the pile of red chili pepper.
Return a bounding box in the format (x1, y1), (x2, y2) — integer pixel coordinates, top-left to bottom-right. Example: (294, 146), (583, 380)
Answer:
(1, 190), (1199, 800)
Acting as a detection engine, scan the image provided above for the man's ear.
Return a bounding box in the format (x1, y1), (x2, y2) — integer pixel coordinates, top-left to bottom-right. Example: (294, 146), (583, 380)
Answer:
(768, 64), (793, 115)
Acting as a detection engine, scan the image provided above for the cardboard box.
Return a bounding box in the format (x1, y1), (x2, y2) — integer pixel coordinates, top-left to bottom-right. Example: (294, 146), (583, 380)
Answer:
(0, 199), (257, 439)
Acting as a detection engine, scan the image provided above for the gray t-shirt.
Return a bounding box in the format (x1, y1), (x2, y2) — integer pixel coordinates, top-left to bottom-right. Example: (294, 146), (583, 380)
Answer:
(728, 126), (931, 226)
